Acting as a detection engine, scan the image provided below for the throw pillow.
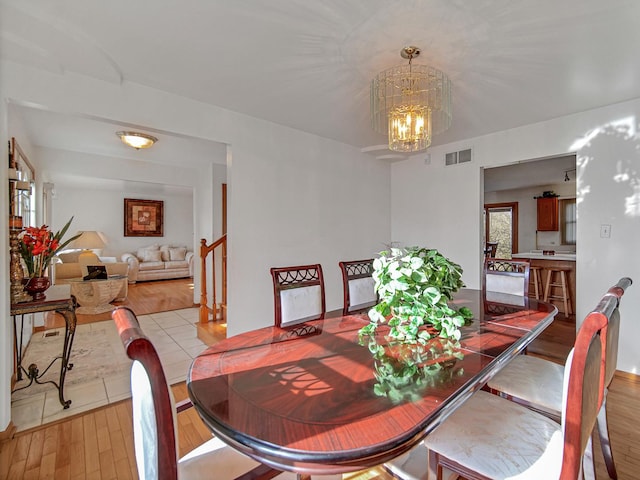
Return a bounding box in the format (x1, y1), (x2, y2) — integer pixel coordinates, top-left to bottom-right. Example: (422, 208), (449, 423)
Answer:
(136, 244), (160, 262)
(141, 249), (163, 262)
(160, 245), (171, 262)
(169, 247), (187, 261)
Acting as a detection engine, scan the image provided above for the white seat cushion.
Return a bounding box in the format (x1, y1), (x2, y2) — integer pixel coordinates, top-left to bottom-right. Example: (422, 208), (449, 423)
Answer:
(487, 354), (564, 417)
(164, 260), (189, 269)
(179, 437), (298, 479)
(139, 261), (165, 271)
(425, 391), (563, 480)
(385, 441), (428, 480)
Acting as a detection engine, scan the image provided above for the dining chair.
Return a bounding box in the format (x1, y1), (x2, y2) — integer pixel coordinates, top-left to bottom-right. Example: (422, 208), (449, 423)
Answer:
(422, 291), (611, 480)
(270, 264), (326, 327)
(486, 277), (632, 479)
(112, 306), (295, 480)
(484, 242), (498, 258)
(483, 257), (530, 305)
(338, 259), (377, 315)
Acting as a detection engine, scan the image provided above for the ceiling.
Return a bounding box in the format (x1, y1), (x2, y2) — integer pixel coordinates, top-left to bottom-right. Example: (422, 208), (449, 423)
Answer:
(484, 154), (577, 192)
(3, 0), (640, 169)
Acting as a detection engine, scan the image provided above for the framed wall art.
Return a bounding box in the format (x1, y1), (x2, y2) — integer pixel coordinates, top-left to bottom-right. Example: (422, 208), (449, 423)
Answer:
(124, 198), (164, 237)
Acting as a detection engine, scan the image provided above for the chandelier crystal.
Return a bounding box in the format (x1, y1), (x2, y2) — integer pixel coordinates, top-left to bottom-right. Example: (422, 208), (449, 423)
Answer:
(371, 46), (452, 152)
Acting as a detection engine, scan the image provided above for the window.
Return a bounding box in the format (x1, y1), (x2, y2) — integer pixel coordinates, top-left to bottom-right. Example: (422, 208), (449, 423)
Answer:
(561, 198), (576, 245)
(484, 202), (519, 258)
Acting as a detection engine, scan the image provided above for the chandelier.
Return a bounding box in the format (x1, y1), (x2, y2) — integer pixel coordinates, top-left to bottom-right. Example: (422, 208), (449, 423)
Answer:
(371, 46), (452, 152)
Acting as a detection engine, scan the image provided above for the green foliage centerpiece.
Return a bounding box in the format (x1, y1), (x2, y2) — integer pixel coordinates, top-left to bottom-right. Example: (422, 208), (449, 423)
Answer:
(360, 247), (473, 343)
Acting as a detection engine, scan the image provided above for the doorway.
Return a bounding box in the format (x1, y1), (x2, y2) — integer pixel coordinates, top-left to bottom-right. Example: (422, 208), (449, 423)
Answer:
(484, 202), (518, 258)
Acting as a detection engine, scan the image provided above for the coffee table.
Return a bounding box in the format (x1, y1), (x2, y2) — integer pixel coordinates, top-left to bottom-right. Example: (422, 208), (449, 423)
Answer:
(69, 275), (128, 314)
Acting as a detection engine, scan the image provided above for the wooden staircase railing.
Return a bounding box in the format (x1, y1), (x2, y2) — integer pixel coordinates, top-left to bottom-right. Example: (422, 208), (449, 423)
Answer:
(199, 235), (227, 324)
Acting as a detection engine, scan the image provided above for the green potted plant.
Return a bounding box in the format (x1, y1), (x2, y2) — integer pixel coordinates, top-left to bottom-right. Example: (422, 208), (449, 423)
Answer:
(359, 246), (473, 344)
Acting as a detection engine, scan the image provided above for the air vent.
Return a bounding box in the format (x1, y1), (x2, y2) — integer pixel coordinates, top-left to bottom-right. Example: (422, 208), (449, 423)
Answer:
(445, 148), (472, 165)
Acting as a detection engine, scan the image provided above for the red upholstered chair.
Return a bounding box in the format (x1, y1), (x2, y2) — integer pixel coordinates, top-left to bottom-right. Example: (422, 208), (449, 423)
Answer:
(486, 277), (632, 479)
(112, 306), (294, 480)
(385, 279), (627, 480)
(484, 241), (498, 258)
(421, 287), (615, 480)
(483, 258), (530, 306)
(270, 264), (326, 327)
(338, 259), (377, 315)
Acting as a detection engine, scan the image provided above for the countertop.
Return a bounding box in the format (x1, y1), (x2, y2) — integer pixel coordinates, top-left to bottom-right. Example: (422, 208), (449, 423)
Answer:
(512, 252), (576, 261)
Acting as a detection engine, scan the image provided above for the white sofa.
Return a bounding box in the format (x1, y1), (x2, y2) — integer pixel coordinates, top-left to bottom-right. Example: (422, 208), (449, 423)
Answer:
(121, 244), (194, 283)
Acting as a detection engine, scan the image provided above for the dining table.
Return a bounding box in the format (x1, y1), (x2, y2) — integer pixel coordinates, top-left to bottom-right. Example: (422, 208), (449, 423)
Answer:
(187, 288), (557, 476)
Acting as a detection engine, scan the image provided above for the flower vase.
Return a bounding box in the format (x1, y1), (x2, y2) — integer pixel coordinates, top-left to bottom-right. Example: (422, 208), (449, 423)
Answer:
(24, 276), (51, 301)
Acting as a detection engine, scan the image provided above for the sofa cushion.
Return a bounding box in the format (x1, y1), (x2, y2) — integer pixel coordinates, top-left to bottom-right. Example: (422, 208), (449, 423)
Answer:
(58, 251), (81, 263)
(164, 260), (189, 270)
(169, 247), (187, 261)
(136, 244), (160, 262)
(138, 261), (165, 271)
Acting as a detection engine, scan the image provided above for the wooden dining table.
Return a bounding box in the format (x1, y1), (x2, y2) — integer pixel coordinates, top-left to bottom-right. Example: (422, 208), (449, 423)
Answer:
(187, 289), (557, 476)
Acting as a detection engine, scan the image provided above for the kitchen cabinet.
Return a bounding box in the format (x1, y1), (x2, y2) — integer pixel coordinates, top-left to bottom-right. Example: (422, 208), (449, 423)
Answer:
(537, 197), (558, 231)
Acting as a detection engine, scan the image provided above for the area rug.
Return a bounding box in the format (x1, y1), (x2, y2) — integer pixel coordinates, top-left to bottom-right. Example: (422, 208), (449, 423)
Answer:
(12, 320), (131, 401)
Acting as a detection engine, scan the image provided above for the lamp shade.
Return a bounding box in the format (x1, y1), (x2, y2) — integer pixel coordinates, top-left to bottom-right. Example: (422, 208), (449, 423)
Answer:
(73, 231), (106, 250)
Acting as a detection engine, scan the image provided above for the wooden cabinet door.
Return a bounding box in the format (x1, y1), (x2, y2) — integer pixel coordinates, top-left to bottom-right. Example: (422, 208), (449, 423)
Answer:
(537, 197), (558, 231)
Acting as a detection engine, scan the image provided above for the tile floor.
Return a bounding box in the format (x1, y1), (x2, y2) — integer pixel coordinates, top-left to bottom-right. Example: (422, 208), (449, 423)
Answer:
(11, 308), (207, 432)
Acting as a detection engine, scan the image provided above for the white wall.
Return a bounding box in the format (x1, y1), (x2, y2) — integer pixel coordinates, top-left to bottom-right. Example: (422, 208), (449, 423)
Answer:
(392, 99), (640, 374)
(50, 184), (193, 256)
(0, 62), (391, 432)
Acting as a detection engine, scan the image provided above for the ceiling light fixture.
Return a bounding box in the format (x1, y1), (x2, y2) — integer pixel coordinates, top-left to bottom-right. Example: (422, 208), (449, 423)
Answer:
(371, 46), (452, 152)
(116, 131), (158, 150)
(564, 168), (576, 182)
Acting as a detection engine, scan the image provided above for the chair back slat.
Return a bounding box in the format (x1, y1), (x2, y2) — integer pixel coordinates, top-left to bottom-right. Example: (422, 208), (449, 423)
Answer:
(271, 264), (326, 327)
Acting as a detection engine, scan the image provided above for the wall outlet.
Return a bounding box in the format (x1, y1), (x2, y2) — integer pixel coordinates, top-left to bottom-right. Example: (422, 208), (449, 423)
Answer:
(600, 224), (611, 238)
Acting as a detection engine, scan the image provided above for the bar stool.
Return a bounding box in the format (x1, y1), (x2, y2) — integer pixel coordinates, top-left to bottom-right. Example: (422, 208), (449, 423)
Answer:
(529, 266), (544, 300)
(543, 267), (572, 315)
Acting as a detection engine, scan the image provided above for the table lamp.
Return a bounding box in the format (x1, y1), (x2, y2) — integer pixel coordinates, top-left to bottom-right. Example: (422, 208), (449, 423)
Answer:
(73, 231), (106, 262)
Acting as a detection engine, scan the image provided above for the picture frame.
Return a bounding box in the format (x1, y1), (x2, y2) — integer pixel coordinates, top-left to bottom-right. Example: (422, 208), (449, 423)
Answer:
(124, 198), (164, 237)
(83, 265), (108, 280)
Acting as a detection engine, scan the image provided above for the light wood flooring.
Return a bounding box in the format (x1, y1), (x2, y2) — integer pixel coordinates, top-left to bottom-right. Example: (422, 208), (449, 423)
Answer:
(3, 281), (638, 479)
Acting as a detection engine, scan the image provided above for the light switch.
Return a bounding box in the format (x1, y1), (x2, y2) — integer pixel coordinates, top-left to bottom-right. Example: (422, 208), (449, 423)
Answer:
(600, 224), (611, 238)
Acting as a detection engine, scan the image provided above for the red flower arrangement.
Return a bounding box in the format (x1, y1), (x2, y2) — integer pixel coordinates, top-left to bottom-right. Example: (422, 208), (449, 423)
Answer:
(18, 217), (81, 278)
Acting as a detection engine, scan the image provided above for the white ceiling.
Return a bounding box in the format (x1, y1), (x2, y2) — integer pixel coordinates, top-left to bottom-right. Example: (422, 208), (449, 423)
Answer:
(3, 0), (640, 171)
(484, 154), (577, 192)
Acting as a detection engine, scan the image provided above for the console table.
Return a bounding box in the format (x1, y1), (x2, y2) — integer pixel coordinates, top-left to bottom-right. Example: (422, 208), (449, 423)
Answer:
(11, 285), (77, 409)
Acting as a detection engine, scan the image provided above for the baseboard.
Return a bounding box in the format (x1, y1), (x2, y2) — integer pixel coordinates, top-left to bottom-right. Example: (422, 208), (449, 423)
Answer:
(0, 421), (17, 442)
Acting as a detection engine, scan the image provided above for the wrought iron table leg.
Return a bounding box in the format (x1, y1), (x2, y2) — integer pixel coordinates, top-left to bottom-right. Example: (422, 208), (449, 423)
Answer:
(11, 305), (77, 409)
(57, 309), (77, 408)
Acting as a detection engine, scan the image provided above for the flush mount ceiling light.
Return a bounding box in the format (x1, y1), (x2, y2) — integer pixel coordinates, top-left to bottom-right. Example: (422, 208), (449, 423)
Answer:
(371, 46), (452, 152)
(116, 131), (158, 149)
